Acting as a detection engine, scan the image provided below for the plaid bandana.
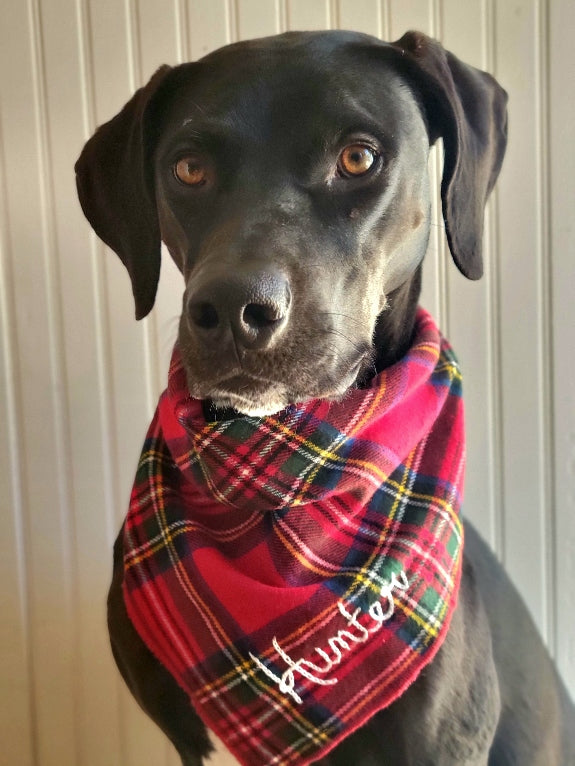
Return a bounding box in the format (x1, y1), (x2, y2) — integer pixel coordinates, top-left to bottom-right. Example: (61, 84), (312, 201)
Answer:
(122, 307), (465, 765)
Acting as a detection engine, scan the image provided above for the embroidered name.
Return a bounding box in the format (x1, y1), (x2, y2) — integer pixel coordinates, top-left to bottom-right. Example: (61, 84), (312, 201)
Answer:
(249, 570), (409, 704)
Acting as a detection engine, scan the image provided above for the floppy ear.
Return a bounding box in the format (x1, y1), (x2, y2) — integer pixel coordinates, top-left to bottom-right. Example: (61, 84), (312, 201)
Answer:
(75, 65), (172, 319)
(392, 31), (508, 279)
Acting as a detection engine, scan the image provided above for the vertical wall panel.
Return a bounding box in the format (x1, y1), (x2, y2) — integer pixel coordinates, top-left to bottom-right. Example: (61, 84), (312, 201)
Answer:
(441, 0), (503, 551)
(137, 0), (181, 77)
(338, 0), (382, 35)
(387, 0), (434, 37)
(0, 2), (573, 764)
(237, 0), (282, 38)
(0, 88), (35, 766)
(188, 0), (232, 58)
(286, 0), (331, 29)
(494, 0), (550, 637)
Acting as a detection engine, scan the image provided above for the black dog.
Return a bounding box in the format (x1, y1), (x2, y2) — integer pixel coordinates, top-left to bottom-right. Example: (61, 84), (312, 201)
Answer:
(76, 30), (575, 765)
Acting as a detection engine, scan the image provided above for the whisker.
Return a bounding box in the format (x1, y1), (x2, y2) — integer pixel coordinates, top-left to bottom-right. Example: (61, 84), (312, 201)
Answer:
(317, 310), (365, 328)
(323, 328), (368, 357)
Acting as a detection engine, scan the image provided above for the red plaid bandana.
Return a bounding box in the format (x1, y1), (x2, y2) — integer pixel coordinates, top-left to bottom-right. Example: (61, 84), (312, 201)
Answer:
(122, 307), (465, 765)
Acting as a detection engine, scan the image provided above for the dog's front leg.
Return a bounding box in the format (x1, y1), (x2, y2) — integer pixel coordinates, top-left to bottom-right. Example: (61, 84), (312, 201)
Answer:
(107, 532), (214, 766)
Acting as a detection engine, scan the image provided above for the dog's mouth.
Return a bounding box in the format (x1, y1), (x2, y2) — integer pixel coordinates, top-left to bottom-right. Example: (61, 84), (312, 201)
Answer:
(208, 373), (291, 417)
(187, 353), (372, 418)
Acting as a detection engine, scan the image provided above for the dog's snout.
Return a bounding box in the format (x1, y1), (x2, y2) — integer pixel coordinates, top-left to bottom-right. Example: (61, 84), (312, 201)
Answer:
(187, 270), (291, 351)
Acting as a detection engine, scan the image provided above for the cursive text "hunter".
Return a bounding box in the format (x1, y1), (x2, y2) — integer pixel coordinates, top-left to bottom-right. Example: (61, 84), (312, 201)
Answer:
(249, 570), (409, 704)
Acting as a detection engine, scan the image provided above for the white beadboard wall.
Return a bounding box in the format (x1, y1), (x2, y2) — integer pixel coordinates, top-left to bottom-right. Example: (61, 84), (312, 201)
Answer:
(0, 1), (573, 764)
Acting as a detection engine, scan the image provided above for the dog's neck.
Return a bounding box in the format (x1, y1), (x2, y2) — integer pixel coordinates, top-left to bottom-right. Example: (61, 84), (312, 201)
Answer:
(372, 265), (422, 374)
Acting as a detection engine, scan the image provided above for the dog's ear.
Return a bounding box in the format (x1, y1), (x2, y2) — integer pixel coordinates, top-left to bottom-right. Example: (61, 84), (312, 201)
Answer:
(75, 65), (172, 319)
(392, 31), (508, 279)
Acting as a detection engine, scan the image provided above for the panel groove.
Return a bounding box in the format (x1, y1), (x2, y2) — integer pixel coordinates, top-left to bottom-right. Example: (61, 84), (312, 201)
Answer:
(280, 0), (288, 32)
(432, 0), (442, 39)
(485, 0), (505, 560)
(482, 0), (503, 545)
(433, 0), (450, 336)
(535, 0), (556, 655)
(125, 0), (142, 89)
(480, 0), (488, 68)
(125, 0), (159, 418)
(478, 0), (497, 546)
(329, 0), (339, 28)
(229, 0), (239, 41)
(175, 0), (189, 61)
(380, 0), (390, 38)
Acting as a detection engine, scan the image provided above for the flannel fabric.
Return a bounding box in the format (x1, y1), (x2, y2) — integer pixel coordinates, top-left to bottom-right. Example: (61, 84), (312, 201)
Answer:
(122, 307), (465, 765)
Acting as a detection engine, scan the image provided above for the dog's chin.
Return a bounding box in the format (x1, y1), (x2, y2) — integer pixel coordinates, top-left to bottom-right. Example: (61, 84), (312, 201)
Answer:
(186, 349), (374, 419)
(203, 364), (370, 418)
(210, 393), (290, 417)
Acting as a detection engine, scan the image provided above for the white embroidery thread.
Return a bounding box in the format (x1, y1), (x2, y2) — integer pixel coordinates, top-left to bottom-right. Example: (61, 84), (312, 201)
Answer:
(249, 570), (409, 704)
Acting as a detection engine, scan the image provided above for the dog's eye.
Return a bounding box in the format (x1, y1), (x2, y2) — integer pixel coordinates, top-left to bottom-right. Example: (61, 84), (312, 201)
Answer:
(174, 157), (208, 186)
(338, 144), (377, 177)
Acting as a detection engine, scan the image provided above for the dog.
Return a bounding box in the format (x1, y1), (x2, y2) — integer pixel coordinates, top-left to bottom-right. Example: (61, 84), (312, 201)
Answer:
(75, 30), (575, 765)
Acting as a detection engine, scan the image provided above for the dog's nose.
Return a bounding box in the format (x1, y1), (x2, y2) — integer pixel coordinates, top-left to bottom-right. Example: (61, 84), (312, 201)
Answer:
(187, 270), (291, 351)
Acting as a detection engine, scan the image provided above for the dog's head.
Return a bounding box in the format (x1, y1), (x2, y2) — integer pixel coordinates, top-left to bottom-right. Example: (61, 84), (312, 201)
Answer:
(76, 31), (507, 416)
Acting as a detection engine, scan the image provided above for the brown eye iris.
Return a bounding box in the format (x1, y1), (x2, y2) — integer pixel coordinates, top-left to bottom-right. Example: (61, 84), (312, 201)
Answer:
(174, 157), (208, 186)
(338, 144), (377, 177)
